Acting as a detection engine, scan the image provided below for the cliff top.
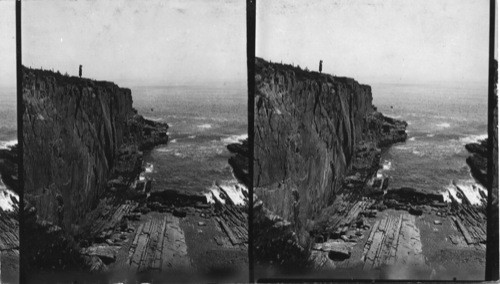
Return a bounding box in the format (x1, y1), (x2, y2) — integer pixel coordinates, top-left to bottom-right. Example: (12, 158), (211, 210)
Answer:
(22, 65), (126, 91)
(255, 57), (370, 90)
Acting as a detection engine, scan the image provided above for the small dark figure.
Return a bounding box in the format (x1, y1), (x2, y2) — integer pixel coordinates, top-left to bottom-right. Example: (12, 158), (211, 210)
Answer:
(319, 60), (323, 73)
(79, 65), (82, 78)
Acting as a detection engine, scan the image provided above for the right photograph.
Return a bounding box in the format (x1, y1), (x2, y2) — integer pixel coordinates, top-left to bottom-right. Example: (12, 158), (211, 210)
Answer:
(253, 0), (490, 280)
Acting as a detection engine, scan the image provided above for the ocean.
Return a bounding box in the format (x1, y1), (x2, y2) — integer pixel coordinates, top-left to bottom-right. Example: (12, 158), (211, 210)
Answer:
(130, 85), (248, 203)
(371, 82), (488, 204)
(0, 87), (18, 211)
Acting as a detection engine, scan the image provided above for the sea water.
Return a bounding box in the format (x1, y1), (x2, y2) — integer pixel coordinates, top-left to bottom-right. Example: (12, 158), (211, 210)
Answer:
(0, 87), (18, 211)
(372, 82), (488, 204)
(130, 85), (247, 203)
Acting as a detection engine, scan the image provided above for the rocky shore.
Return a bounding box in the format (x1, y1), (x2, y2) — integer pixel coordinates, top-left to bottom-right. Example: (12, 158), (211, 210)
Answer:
(465, 139), (488, 188)
(0, 144), (19, 283)
(227, 138), (250, 188)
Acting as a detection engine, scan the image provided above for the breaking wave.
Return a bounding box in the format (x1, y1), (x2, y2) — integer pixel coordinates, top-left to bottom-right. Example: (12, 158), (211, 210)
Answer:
(221, 134), (248, 144)
(0, 139), (17, 149)
(459, 134), (487, 144)
(436, 122), (451, 128)
(197, 124), (212, 129)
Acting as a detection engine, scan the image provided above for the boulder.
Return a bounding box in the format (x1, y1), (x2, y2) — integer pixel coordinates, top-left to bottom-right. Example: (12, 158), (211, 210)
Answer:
(173, 209), (187, 218)
(312, 240), (352, 260)
(386, 187), (444, 204)
(81, 245), (118, 264)
(409, 206), (423, 216)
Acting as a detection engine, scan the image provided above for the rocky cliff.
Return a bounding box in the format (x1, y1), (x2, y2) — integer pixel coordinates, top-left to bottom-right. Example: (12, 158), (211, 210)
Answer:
(23, 67), (168, 233)
(0, 145), (19, 282)
(253, 58), (407, 246)
(0, 145), (18, 196)
(227, 139), (250, 188)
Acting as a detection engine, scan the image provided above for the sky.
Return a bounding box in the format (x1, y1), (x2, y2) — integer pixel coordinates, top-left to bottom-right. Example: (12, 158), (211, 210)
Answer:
(22, 0), (247, 87)
(257, 0), (491, 85)
(0, 1), (16, 88)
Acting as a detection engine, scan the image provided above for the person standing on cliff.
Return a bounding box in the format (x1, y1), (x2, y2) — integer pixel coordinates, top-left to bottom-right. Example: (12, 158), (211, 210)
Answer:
(79, 65), (82, 78)
(319, 60), (323, 73)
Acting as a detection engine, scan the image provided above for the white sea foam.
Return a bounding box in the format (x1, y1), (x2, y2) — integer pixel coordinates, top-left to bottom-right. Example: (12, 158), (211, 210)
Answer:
(412, 150), (424, 156)
(155, 147), (172, 153)
(382, 160), (392, 171)
(143, 116), (163, 122)
(203, 188), (217, 204)
(455, 180), (487, 205)
(445, 184), (461, 204)
(444, 180), (487, 206)
(459, 134), (488, 144)
(170, 139), (177, 143)
(408, 137), (416, 141)
(441, 190), (452, 203)
(174, 152), (184, 158)
(220, 183), (247, 206)
(139, 173), (146, 181)
(197, 124), (212, 129)
(221, 134), (248, 144)
(205, 184), (225, 205)
(394, 145), (410, 150)
(0, 140), (17, 149)
(436, 122), (451, 128)
(204, 180), (248, 206)
(0, 187), (18, 212)
(144, 163), (154, 173)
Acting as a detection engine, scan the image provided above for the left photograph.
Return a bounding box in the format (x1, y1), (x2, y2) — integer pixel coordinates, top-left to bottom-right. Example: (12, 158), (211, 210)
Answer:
(21, 0), (248, 282)
(0, 1), (19, 284)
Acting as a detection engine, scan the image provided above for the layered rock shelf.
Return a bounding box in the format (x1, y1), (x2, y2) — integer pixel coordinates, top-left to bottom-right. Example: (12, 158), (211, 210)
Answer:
(70, 137), (249, 276)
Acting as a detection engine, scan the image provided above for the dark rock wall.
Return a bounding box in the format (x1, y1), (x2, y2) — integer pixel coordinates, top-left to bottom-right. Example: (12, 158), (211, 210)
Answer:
(487, 59), (498, 280)
(227, 139), (250, 188)
(0, 145), (19, 195)
(22, 67), (156, 231)
(254, 58), (406, 235)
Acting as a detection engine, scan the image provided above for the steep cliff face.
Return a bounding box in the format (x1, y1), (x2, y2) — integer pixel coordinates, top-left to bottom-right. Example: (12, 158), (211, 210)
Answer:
(23, 67), (168, 231)
(254, 58), (406, 236)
